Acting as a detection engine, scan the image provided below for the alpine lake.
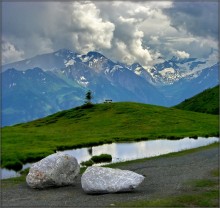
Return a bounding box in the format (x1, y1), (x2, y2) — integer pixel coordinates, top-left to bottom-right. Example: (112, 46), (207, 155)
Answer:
(1, 137), (219, 179)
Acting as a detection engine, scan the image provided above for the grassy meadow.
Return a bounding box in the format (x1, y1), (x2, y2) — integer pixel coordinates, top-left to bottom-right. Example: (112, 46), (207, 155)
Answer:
(1, 102), (219, 169)
(175, 85), (219, 114)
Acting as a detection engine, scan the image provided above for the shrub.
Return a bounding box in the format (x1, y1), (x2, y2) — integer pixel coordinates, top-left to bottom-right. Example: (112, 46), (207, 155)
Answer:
(190, 135), (198, 139)
(5, 161), (23, 171)
(80, 154), (112, 167)
(91, 154), (112, 163)
(167, 136), (180, 140)
(80, 160), (94, 167)
(19, 168), (30, 176)
(81, 103), (94, 109)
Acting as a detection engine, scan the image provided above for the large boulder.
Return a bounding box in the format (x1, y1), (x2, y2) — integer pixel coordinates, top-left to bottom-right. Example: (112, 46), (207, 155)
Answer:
(81, 166), (145, 194)
(26, 152), (80, 189)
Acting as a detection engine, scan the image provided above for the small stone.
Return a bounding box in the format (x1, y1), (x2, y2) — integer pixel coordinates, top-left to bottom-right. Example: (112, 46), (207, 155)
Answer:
(26, 152), (80, 189)
(81, 166), (145, 194)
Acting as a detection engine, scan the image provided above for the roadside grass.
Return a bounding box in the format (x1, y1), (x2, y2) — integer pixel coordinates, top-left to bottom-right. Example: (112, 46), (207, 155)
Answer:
(1, 173), (26, 188)
(1, 102), (219, 169)
(117, 168), (219, 207)
(211, 169), (219, 177)
(119, 190), (219, 207)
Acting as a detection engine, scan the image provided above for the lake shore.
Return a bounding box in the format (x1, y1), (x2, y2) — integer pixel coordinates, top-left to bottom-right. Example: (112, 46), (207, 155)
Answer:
(2, 137), (218, 179)
(1, 143), (219, 207)
(2, 102), (219, 170)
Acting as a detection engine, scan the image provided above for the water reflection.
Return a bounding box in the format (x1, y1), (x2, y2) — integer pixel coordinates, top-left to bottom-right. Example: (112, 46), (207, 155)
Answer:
(1, 163), (32, 180)
(76, 137), (219, 163)
(87, 147), (92, 156)
(1, 169), (21, 179)
(1, 137), (219, 179)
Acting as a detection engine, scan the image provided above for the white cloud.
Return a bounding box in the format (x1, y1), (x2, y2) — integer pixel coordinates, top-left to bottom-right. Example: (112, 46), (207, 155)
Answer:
(174, 50), (190, 59)
(110, 14), (153, 66)
(165, 37), (197, 43)
(150, 36), (159, 42)
(2, 40), (24, 64)
(95, 2), (168, 66)
(114, 40), (132, 63)
(70, 1), (115, 53)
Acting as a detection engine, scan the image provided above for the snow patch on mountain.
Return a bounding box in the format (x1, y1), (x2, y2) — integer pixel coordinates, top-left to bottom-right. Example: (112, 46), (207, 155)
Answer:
(159, 67), (175, 76)
(25, 60), (31, 65)
(64, 59), (75, 67)
(9, 83), (17, 88)
(93, 58), (99, 63)
(134, 66), (142, 75)
(78, 76), (89, 87)
(111, 65), (123, 74)
(80, 55), (91, 63)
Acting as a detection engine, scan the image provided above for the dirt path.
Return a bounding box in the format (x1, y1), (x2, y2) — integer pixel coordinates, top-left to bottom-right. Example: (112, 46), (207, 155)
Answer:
(1, 145), (219, 207)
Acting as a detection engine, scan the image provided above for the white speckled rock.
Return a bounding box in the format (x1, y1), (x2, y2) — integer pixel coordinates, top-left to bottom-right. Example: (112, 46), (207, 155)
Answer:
(26, 152), (80, 189)
(81, 166), (145, 194)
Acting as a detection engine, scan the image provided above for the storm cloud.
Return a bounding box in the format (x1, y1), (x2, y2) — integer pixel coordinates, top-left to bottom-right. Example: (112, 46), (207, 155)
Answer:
(2, 1), (218, 66)
(164, 1), (218, 40)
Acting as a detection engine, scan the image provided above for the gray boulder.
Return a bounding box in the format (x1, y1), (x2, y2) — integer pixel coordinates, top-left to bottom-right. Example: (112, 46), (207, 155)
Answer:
(26, 152), (80, 189)
(81, 166), (145, 194)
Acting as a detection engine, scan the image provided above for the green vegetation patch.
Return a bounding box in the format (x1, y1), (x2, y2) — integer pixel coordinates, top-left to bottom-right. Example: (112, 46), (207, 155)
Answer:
(80, 154), (112, 167)
(124, 190), (218, 207)
(91, 154), (112, 163)
(192, 179), (217, 188)
(211, 168), (219, 177)
(1, 102), (219, 169)
(117, 168), (219, 207)
(174, 85), (219, 115)
(80, 160), (94, 167)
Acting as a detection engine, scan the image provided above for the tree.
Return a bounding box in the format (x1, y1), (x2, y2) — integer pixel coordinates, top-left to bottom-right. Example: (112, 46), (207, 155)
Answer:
(85, 90), (93, 105)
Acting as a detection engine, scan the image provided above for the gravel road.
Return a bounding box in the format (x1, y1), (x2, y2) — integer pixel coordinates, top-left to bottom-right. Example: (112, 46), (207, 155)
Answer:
(1, 145), (219, 207)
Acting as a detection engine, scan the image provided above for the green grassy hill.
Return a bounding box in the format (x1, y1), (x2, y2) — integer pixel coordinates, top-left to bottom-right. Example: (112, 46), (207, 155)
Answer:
(174, 85), (219, 114)
(2, 102), (219, 169)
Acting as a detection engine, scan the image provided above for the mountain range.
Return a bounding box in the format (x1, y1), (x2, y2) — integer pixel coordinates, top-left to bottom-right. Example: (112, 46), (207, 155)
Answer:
(2, 49), (219, 126)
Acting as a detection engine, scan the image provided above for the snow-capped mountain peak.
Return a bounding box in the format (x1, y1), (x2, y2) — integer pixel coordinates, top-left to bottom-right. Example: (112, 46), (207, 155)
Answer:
(2, 49), (218, 86)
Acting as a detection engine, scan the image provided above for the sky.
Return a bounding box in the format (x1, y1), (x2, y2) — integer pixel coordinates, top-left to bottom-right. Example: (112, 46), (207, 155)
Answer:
(2, 1), (219, 67)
